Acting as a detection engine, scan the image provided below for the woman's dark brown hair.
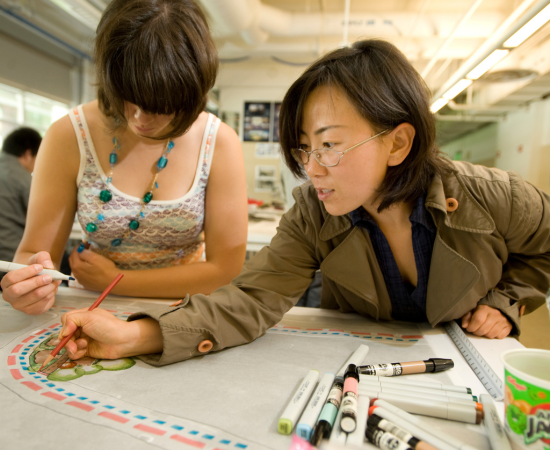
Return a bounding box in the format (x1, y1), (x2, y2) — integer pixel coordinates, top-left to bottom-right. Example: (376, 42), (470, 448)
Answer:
(279, 39), (452, 212)
(95, 0), (218, 139)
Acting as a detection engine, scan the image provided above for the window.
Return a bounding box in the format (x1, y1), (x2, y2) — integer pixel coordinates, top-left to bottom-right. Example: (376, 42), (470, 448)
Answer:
(0, 82), (69, 148)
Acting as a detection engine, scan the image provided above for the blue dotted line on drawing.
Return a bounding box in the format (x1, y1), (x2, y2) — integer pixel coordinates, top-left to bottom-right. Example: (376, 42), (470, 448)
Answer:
(17, 322), (248, 449)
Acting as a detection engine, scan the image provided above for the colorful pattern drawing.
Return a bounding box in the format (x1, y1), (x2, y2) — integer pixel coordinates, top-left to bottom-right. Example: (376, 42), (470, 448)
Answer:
(70, 107), (220, 270)
(1, 294), (438, 450)
(29, 333), (135, 381)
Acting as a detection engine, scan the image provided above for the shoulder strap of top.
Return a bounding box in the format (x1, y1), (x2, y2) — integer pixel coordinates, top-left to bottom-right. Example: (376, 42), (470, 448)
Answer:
(198, 114), (221, 187)
(68, 105), (91, 186)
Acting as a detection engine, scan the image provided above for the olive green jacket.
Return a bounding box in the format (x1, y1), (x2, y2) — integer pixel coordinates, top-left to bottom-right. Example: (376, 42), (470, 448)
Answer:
(131, 162), (550, 366)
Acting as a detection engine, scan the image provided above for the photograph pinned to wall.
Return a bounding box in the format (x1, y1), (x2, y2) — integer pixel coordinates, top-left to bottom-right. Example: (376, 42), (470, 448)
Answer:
(243, 102), (271, 142)
(221, 111), (240, 135)
(255, 143), (280, 159)
(272, 102), (281, 142)
(254, 165), (277, 193)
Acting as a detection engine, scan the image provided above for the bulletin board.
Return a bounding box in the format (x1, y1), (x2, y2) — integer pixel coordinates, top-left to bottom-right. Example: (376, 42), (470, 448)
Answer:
(0, 288), (493, 450)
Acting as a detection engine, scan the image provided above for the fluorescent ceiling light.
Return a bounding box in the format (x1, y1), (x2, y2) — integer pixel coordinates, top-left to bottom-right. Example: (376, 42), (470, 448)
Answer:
(466, 49), (510, 80)
(504, 4), (550, 48)
(442, 79), (473, 100)
(430, 98), (449, 113)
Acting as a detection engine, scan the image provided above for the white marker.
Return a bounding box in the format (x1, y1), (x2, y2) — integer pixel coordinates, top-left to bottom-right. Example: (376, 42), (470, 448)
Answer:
(278, 369), (320, 435)
(0, 261), (74, 282)
(359, 379), (474, 400)
(480, 394), (512, 450)
(296, 372), (335, 440)
(336, 344), (369, 376)
(359, 375), (471, 394)
(369, 407), (459, 450)
(358, 385), (478, 407)
(346, 394), (370, 446)
(373, 400), (479, 450)
(328, 399), (347, 445)
(370, 394), (481, 424)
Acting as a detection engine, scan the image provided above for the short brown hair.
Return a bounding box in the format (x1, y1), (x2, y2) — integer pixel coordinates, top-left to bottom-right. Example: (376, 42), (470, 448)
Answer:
(95, 0), (218, 139)
(279, 39), (452, 212)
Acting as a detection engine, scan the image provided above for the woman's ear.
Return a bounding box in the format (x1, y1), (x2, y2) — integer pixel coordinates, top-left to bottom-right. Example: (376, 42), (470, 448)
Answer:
(387, 123), (415, 167)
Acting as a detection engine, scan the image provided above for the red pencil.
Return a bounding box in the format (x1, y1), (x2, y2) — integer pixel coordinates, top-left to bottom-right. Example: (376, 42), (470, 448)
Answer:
(38, 273), (124, 372)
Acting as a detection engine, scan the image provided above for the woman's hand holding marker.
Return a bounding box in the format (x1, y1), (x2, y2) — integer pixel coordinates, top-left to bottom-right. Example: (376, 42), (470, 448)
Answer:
(1, 251), (62, 315)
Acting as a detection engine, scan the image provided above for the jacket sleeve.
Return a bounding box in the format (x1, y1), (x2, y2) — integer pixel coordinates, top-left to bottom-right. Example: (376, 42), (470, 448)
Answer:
(477, 171), (550, 335)
(128, 186), (322, 366)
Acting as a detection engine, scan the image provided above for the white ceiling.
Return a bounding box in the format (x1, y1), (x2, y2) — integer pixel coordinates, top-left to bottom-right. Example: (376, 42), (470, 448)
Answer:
(1, 0), (549, 144)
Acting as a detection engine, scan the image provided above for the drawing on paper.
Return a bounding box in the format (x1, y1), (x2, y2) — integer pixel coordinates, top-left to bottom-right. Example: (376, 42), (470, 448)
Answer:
(29, 334), (135, 381)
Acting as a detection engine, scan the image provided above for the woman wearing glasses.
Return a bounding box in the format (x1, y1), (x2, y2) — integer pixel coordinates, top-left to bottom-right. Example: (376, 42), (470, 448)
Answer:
(59, 40), (549, 365)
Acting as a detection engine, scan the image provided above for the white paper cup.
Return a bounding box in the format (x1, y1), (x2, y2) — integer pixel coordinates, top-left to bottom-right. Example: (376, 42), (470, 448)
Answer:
(501, 349), (550, 450)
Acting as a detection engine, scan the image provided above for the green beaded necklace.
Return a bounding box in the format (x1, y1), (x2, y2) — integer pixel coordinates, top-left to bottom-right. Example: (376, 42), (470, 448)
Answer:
(77, 137), (174, 253)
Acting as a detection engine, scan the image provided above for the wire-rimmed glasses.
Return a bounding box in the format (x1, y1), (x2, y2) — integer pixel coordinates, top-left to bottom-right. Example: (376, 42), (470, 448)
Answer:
(291, 129), (389, 167)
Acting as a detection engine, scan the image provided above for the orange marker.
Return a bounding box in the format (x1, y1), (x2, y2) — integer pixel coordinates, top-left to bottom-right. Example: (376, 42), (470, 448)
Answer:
(38, 273), (124, 372)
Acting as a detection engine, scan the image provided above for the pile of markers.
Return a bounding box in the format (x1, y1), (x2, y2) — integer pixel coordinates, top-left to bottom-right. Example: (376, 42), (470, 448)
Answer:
(277, 345), (510, 449)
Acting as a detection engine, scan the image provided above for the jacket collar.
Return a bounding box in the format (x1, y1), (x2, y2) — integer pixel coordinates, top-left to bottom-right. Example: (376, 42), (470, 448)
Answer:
(425, 171), (495, 234)
(319, 169), (495, 241)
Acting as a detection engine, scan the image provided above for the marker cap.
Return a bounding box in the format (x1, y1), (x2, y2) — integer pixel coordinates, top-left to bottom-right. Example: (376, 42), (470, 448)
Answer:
(278, 418), (293, 435)
(426, 358), (454, 373)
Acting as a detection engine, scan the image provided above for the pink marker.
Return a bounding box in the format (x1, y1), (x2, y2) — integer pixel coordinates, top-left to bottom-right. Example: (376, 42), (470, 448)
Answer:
(340, 364), (360, 433)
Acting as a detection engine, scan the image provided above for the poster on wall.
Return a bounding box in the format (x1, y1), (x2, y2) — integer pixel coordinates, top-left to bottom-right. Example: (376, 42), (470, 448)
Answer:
(272, 102), (281, 142)
(243, 102), (271, 142)
(255, 143), (280, 158)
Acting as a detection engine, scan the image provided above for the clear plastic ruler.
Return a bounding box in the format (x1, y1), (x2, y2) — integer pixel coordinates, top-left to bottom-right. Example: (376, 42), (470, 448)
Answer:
(443, 320), (503, 400)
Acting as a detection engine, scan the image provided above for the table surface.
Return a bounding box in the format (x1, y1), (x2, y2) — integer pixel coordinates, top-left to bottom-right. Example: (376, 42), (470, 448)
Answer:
(0, 287), (522, 450)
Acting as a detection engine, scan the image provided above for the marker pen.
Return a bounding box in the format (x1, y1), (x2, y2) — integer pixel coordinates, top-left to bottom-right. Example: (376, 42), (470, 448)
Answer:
(373, 400), (480, 450)
(359, 375), (472, 394)
(340, 364), (360, 433)
(359, 358), (453, 377)
(309, 376), (344, 446)
(370, 393), (482, 424)
(278, 369), (320, 435)
(0, 261), (75, 282)
(359, 379), (475, 401)
(346, 394), (370, 446)
(480, 394), (512, 450)
(366, 427), (414, 450)
(336, 344), (369, 376)
(358, 385), (480, 407)
(296, 372), (335, 440)
(368, 407), (458, 450)
(367, 414), (438, 450)
(328, 401), (347, 445)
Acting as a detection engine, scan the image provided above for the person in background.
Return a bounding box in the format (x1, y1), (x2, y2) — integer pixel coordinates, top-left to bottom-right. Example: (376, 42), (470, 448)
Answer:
(0, 128), (42, 282)
(49, 40), (550, 365)
(1, 0), (248, 312)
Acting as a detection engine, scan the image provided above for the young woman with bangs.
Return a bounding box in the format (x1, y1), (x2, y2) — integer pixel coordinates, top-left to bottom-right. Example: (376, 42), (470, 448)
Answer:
(30, 40), (550, 365)
(1, 0), (248, 314)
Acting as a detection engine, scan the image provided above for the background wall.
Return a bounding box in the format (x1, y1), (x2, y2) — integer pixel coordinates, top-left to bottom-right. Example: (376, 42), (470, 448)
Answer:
(440, 96), (550, 193)
(218, 59), (305, 203)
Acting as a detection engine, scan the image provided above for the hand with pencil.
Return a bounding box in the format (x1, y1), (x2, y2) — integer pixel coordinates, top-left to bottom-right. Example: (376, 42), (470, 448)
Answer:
(54, 274), (164, 364)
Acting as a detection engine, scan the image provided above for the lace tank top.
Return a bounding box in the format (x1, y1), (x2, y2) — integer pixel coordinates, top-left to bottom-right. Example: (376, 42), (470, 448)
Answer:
(69, 106), (220, 270)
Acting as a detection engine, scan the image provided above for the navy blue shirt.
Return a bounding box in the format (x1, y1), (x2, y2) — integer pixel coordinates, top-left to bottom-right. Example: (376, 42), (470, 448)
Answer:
(349, 196), (436, 322)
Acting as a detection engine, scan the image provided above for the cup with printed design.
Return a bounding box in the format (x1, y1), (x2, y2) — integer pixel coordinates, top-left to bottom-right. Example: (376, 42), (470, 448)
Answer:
(501, 348), (550, 450)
